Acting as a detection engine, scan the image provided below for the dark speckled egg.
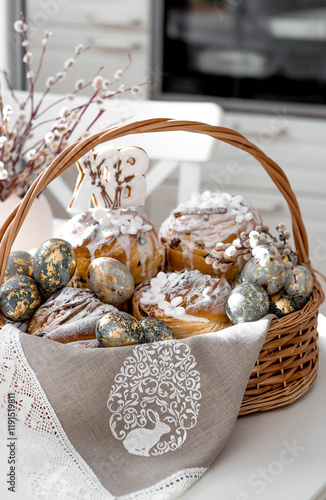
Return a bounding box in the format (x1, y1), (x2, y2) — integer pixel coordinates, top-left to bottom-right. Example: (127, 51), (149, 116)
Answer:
(33, 238), (77, 294)
(96, 311), (145, 347)
(268, 292), (298, 318)
(241, 257), (287, 295)
(226, 282), (269, 324)
(0, 275), (41, 321)
(139, 317), (177, 343)
(87, 257), (134, 306)
(3, 251), (34, 283)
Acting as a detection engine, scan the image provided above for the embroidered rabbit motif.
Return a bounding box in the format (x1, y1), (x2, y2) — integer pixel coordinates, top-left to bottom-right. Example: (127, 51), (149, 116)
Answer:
(108, 342), (201, 455)
(123, 410), (171, 457)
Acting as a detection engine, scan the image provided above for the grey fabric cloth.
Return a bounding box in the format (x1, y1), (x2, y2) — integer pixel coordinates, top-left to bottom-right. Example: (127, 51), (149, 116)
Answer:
(16, 316), (273, 497)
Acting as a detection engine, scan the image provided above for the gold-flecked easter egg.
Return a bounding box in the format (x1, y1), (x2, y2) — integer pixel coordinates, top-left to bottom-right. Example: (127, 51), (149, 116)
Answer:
(241, 257), (287, 295)
(226, 282), (269, 324)
(139, 317), (177, 343)
(283, 265), (313, 309)
(268, 293), (298, 318)
(231, 273), (242, 289)
(0, 275), (41, 321)
(96, 311), (145, 347)
(87, 257), (134, 306)
(3, 251), (33, 283)
(33, 238), (77, 294)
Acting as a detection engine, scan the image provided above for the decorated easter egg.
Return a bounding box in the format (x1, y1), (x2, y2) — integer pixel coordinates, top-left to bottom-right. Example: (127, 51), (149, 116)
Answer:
(268, 292), (298, 318)
(139, 317), (177, 343)
(241, 256), (287, 295)
(33, 238), (77, 294)
(3, 251), (34, 283)
(87, 257), (134, 306)
(0, 275), (41, 321)
(96, 311), (145, 347)
(283, 265), (313, 309)
(231, 273), (242, 289)
(226, 282), (269, 324)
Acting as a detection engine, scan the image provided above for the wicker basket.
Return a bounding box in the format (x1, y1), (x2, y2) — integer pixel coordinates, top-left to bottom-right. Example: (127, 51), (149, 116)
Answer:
(0, 118), (324, 416)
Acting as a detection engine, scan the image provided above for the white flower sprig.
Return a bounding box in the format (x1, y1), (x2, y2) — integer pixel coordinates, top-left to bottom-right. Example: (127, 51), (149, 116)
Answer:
(205, 222), (297, 280)
(0, 14), (149, 201)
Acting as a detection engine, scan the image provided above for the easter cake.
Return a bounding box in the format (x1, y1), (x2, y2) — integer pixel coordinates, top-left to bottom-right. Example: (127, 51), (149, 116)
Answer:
(132, 269), (233, 338)
(27, 287), (117, 343)
(159, 191), (262, 282)
(60, 145), (164, 286)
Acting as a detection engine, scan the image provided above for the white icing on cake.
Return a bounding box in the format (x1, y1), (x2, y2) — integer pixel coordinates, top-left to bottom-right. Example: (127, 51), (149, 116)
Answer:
(162, 191), (255, 241)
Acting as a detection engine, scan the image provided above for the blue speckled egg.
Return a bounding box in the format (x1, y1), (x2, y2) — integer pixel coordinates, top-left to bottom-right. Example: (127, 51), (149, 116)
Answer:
(33, 238), (77, 294)
(0, 275), (41, 321)
(87, 257), (134, 306)
(3, 251), (33, 283)
(96, 311), (145, 347)
(139, 317), (177, 342)
(241, 256), (287, 295)
(226, 282), (269, 324)
(283, 265), (313, 309)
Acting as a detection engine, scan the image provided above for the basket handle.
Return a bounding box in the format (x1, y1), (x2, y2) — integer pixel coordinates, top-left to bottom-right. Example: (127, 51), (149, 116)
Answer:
(0, 118), (310, 285)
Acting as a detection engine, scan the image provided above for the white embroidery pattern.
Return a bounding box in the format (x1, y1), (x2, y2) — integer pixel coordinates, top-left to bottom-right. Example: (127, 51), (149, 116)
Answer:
(107, 341), (202, 457)
(0, 326), (207, 499)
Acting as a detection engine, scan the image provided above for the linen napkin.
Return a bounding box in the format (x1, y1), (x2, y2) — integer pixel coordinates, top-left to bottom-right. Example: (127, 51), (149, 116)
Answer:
(0, 316), (273, 499)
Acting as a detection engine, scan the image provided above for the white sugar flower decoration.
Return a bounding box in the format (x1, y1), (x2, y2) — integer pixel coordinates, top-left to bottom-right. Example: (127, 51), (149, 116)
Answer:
(150, 272), (168, 290)
(120, 216), (152, 235)
(158, 296), (185, 318)
(140, 291), (165, 306)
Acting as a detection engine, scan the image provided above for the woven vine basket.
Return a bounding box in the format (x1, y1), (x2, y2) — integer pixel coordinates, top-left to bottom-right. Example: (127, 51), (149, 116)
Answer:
(0, 118), (324, 416)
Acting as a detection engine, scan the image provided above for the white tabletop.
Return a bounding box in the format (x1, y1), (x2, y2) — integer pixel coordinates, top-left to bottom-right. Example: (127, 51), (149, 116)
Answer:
(181, 314), (326, 500)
